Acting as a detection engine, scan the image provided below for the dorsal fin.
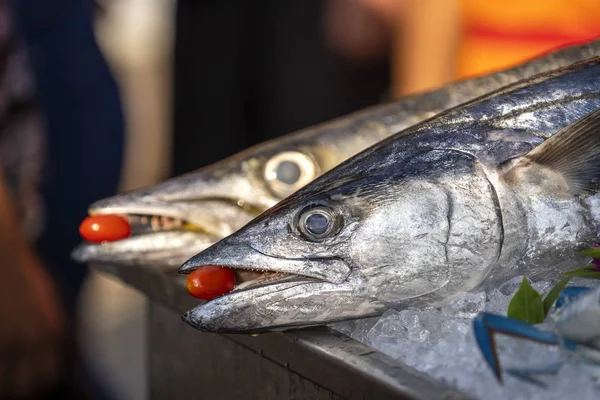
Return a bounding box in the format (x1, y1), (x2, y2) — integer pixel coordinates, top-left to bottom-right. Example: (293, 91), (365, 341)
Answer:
(503, 108), (600, 194)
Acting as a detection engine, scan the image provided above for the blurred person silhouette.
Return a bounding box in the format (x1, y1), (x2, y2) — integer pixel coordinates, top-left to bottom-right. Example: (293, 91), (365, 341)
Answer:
(172, 0), (391, 175)
(0, 0), (123, 398)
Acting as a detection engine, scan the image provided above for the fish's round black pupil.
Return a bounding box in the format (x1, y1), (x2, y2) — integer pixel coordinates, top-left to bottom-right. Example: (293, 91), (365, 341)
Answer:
(305, 212), (330, 235)
(276, 160), (301, 185)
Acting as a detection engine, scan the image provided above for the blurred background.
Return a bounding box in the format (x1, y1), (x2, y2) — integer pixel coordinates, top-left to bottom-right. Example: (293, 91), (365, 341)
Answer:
(1, 0), (599, 399)
(80, 2), (174, 399)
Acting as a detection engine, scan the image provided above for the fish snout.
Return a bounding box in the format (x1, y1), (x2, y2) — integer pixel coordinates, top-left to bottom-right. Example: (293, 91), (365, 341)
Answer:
(179, 238), (351, 284)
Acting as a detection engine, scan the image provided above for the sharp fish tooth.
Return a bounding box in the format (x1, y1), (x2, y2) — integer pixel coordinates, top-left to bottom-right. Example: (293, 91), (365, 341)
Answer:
(160, 216), (172, 229)
(118, 214), (190, 233)
(151, 216), (161, 231)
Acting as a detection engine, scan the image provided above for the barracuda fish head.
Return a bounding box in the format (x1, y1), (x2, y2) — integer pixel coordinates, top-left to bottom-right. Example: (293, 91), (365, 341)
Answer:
(180, 58), (600, 333)
(71, 118), (393, 268)
(178, 150), (506, 331)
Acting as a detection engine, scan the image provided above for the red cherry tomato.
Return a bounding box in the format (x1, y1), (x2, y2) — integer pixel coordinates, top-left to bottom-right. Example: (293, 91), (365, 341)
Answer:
(186, 266), (236, 301)
(79, 215), (131, 243)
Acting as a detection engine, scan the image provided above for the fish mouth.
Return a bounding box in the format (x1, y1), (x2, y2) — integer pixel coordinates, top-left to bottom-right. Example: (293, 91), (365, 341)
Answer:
(179, 239), (357, 332)
(181, 280), (337, 334)
(181, 268), (352, 333)
(180, 241), (329, 299)
(179, 240), (351, 285)
(87, 195), (260, 236)
(93, 212), (204, 236)
(71, 197), (258, 267)
(225, 269), (320, 293)
(180, 248), (337, 295)
(71, 213), (220, 268)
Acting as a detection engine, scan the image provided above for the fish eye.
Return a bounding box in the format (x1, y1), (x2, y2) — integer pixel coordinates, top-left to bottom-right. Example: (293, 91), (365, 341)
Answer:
(297, 205), (341, 241)
(264, 151), (318, 198)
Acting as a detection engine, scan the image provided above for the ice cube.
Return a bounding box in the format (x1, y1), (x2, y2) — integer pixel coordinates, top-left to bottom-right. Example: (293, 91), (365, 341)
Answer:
(441, 291), (486, 318)
(365, 309), (407, 343)
(485, 288), (512, 314)
(395, 308), (449, 343)
(328, 316), (378, 344)
(531, 280), (553, 294)
(498, 275), (528, 296)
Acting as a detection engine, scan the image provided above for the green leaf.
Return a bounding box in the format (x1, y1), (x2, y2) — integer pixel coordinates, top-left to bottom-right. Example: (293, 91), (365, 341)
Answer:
(577, 248), (600, 259)
(507, 277), (545, 324)
(562, 267), (600, 280)
(542, 277), (571, 316)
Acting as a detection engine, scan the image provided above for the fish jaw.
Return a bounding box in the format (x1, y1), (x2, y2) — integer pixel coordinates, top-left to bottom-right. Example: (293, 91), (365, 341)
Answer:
(88, 190), (257, 238)
(71, 231), (219, 269)
(182, 280), (386, 333)
(178, 235), (375, 332)
(73, 187), (257, 268)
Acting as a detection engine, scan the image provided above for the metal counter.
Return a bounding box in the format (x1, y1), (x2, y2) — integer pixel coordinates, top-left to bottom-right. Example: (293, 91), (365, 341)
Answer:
(94, 265), (468, 400)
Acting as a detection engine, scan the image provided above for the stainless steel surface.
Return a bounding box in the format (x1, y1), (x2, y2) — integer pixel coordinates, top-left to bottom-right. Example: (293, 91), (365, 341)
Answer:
(149, 301), (344, 400)
(95, 264), (467, 400)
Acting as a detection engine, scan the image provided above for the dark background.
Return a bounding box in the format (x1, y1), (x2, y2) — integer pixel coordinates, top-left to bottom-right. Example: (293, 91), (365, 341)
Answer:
(172, 0), (390, 175)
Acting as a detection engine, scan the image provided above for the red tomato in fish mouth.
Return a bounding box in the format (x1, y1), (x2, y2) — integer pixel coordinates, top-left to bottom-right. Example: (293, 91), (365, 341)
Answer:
(186, 266), (236, 301)
(79, 215), (131, 243)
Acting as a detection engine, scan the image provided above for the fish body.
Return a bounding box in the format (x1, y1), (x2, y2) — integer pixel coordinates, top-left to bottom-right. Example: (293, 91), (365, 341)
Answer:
(72, 41), (600, 269)
(180, 57), (600, 333)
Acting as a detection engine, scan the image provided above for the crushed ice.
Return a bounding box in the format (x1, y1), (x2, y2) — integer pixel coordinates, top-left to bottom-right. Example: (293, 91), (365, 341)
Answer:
(329, 276), (600, 400)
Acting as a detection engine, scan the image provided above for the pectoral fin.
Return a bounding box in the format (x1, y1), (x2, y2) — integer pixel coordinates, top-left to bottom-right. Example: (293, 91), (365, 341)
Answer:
(502, 108), (600, 194)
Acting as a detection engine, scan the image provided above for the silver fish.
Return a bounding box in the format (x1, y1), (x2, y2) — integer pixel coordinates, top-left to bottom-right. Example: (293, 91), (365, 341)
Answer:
(72, 41), (600, 269)
(180, 57), (600, 333)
